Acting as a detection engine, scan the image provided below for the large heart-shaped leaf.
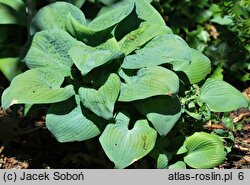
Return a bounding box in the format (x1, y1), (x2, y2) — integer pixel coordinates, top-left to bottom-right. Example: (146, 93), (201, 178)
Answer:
(88, 1), (134, 31)
(99, 113), (157, 169)
(30, 2), (86, 35)
(46, 95), (100, 142)
(122, 34), (191, 70)
(180, 48), (211, 84)
(0, 0), (27, 26)
(136, 96), (181, 136)
(1, 68), (75, 110)
(183, 132), (227, 168)
(199, 78), (248, 112)
(79, 73), (120, 120)
(69, 46), (123, 76)
(24, 29), (83, 77)
(119, 22), (172, 55)
(118, 66), (179, 102)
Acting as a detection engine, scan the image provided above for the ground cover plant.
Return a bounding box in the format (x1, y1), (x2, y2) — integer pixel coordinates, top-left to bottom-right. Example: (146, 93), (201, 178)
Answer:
(0, 0), (249, 169)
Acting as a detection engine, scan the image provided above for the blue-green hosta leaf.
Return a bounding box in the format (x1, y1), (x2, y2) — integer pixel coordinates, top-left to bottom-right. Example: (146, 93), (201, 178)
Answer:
(0, 57), (22, 81)
(30, 2), (86, 35)
(65, 14), (113, 46)
(136, 96), (181, 136)
(0, 0), (27, 26)
(168, 161), (186, 169)
(183, 132), (227, 169)
(69, 46), (123, 76)
(119, 22), (172, 55)
(99, 113), (157, 169)
(46, 95), (100, 142)
(118, 66), (179, 102)
(180, 48), (211, 84)
(87, 1), (134, 31)
(1, 68), (75, 110)
(79, 74), (120, 120)
(24, 29), (83, 77)
(122, 34), (191, 70)
(156, 154), (169, 169)
(135, 0), (165, 25)
(199, 78), (248, 112)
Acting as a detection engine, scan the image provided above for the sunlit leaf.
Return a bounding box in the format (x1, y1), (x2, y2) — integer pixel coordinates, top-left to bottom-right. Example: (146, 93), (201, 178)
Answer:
(30, 2), (86, 35)
(180, 48), (211, 84)
(24, 29), (83, 77)
(1, 68), (75, 110)
(122, 34), (191, 70)
(119, 22), (172, 55)
(183, 132), (227, 168)
(99, 113), (157, 168)
(199, 78), (248, 112)
(79, 74), (120, 120)
(136, 96), (181, 136)
(118, 66), (179, 101)
(88, 1), (134, 31)
(46, 95), (100, 142)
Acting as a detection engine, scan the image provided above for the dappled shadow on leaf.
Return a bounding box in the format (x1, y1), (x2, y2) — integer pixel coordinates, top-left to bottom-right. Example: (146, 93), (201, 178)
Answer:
(175, 71), (191, 97)
(47, 96), (76, 115)
(114, 8), (143, 41)
(47, 95), (108, 130)
(134, 95), (182, 136)
(81, 58), (123, 90)
(80, 104), (108, 131)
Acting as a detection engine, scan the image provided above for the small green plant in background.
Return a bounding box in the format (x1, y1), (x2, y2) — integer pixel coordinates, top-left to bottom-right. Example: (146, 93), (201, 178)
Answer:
(157, 0), (250, 86)
(1, 0), (248, 168)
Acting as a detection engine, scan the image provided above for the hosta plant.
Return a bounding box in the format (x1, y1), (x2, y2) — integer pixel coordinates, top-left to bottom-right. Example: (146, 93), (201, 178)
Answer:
(1, 0), (248, 169)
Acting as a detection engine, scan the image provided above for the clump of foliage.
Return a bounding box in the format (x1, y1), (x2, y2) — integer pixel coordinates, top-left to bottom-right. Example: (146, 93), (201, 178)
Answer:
(158, 0), (250, 86)
(1, 0), (248, 168)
